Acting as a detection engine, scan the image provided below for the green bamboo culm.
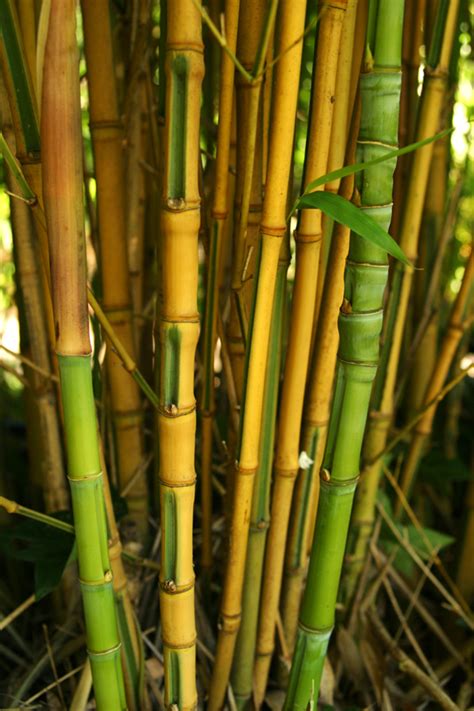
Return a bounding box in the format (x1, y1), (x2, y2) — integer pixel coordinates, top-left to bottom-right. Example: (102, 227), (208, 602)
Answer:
(41, 2), (126, 708)
(284, 2), (404, 706)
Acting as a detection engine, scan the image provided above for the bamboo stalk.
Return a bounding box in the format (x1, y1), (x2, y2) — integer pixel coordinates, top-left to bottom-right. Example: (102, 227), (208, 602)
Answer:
(207, 1), (306, 706)
(41, 2), (126, 706)
(156, 1), (203, 707)
(284, 3), (404, 705)
(252, 4), (347, 704)
(230, 237), (288, 709)
(347, 0), (461, 598)
(396, 249), (474, 514)
(81, 0), (148, 540)
(226, 0), (266, 399)
(200, 0), (241, 577)
(280, 0), (365, 657)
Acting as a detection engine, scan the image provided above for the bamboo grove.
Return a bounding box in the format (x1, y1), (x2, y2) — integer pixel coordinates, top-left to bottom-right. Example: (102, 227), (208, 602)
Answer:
(0, 0), (473, 709)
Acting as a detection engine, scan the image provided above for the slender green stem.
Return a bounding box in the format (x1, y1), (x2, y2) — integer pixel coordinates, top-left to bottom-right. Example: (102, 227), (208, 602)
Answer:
(284, 2), (404, 705)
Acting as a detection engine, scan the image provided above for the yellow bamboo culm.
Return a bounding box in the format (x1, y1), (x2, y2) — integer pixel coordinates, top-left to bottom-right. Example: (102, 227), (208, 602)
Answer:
(207, 2), (307, 708)
(252, 3), (348, 702)
(81, 0), (148, 539)
(396, 249), (474, 516)
(156, 2), (203, 708)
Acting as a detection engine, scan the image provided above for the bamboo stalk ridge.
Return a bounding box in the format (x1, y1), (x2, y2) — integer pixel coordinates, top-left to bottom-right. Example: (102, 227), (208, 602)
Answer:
(253, 3), (347, 703)
(395, 249), (474, 515)
(200, 0), (241, 577)
(230, 237), (289, 709)
(347, 0), (461, 597)
(280, 0), (365, 657)
(284, 2), (404, 705)
(156, 1), (203, 707)
(41, 2), (126, 707)
(207, 1), (307, 706)
(81, 0), (148, 540)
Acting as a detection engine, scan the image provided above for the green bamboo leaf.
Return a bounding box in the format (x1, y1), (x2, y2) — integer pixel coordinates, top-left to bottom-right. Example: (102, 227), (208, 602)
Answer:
(296, 192), (410, 265)
(302, 127), (452, 195)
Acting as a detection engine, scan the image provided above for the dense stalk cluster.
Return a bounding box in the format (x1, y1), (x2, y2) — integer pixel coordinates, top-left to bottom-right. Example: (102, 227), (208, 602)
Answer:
(0, 1), (472, 709)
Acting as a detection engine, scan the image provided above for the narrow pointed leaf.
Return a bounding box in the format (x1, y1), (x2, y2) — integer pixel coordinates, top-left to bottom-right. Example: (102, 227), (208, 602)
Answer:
(296, 192), (410, 265)
(302, 127), (452, 195)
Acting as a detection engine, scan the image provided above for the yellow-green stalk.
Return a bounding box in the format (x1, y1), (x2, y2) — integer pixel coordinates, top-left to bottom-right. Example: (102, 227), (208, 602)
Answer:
(230, 236), (289, 710)
(253, 3), (347, 703)
(207, 1), (306, 706)
(156, 1), (203, 707)
(280, 0), (364, 656)
(41, 2), (126, 706)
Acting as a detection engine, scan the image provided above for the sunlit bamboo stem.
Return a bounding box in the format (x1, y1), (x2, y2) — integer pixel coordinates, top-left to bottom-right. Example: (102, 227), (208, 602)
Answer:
(253, 3), (347, 703)
(156, 1), (204, 707)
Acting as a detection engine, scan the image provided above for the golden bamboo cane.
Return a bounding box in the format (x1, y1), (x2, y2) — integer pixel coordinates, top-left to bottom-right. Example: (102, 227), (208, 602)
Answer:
(253, 3), (348, 703)
(81, 0), (148, 539)
(156, 1), (203, 707)
(207, 2), (307, 707)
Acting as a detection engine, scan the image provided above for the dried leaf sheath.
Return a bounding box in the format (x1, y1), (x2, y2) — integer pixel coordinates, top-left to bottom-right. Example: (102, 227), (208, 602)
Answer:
(157, 2), (204, 707)
(41, 1), (126, 707)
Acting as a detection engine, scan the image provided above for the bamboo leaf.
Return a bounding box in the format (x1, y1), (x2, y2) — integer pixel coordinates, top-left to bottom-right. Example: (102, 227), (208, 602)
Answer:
(296, 192), (410, 265)
(302, 127), (452, 195)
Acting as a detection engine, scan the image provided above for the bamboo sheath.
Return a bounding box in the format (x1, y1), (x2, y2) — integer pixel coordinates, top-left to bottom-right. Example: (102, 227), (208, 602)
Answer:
(157, 2), (203, 707)
(347, 0), (461, 595)
(41, 2), (126, 707)
(81, 0), (148, 539)
(284, 2), (404, 705)
(200, 0), (240, 576)
(280, 0), (364, 656)
(252, 4), (347, 703)
(207, 2), (306, 707)
(395, 249), (474, 515)
(230, 242), (288, 709)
